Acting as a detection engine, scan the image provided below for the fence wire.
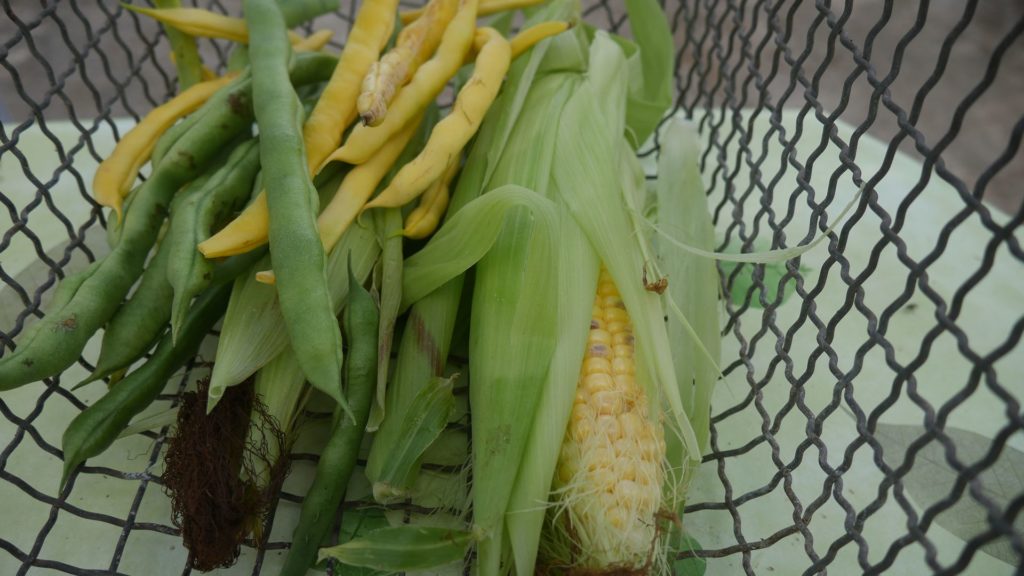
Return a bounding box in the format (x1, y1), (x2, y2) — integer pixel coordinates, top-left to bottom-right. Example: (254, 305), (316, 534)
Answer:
(1, 0), (1022, 575)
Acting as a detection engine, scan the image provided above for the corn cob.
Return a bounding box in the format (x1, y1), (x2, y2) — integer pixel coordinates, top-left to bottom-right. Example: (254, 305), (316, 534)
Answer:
(551, 267), (665, 570)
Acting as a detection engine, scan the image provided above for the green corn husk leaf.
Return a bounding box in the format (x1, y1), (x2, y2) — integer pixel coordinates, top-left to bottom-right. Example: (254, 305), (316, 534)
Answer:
(475, 0), (580, 197)
(117, 406), (180, 439)
(243, 342), (309, 492)
(365, 278), (463, 498)
(505, 207), (598, 576)
(318, 526), (476, 572)
(368, 207), (403, 431)
(401, 187), (558, 309)
(622, 0), (674, 146)
(369, 376), (456, 503)
(656, 118), (721, 464)
(207, 217), (379, 410)
(469, 197), (560, 576)
(363, 97), (439, 429)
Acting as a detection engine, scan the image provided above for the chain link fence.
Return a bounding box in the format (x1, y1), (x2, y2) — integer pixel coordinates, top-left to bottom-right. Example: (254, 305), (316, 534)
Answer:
(1, 0), (1022, 574)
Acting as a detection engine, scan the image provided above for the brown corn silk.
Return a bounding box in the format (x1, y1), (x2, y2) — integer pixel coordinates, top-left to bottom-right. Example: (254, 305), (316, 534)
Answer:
(163, 378), (287, 571)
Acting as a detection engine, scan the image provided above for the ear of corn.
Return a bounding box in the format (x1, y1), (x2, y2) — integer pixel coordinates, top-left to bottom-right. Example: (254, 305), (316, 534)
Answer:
(546, 267), (666, 571)
(551, 36), (700, 463)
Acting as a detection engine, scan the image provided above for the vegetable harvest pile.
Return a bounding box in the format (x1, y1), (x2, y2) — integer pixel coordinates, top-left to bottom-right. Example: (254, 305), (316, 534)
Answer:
(0, 0), (737, 573)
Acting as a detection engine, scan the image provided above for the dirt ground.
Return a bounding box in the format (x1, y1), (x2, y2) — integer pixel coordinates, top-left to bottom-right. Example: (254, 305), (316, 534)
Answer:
(1, 0), (1021, 213)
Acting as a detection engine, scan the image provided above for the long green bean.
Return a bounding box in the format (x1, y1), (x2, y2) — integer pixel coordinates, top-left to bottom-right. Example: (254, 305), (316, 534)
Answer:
(280, 261), (379, 576)
(244, 0), (347, 416)
(167, 139), (261, 341)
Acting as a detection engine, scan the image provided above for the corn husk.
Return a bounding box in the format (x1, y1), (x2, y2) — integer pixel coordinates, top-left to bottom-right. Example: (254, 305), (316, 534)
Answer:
(363, 8), (565, 502)
(369, 206), (404, 430)
(655, 118), (721, 464)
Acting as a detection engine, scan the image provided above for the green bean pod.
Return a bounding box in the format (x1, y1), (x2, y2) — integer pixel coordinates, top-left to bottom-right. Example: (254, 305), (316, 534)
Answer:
(151, 114), (200, 170)
(280, 260), (379, 576)
(244, 0), (347, 416)
(81, 234), (175, 388)
(0, 53), (338, 391)
(59, 250), (263, 487)
(167, 139), (261, 342)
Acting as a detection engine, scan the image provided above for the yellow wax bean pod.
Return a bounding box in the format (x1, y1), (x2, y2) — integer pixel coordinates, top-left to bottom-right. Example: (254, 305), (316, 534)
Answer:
(402, 157), (457, 239)
(509, 20), (570, 59)
(401, 0), (547, 24)
(303, 0), (399, 169)
(124, 5), (303, 44)
(358, 0), (458, 126)
(317, 118), (422, 251)
(293, 29), (335, 53)
(94, 74), (234, 221)
(197, 0), (398, 259)
(328, 0), (479, 166)
(461, 20), (570, 63)
(254, 118), (422, 285)
(363, 27), (508, 212)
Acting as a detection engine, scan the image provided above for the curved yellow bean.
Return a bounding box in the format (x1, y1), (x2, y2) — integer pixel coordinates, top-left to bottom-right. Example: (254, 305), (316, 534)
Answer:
(402, 157), (457, 239)
(253, 117), (423, 285)
(197, 0), (398, 259)
(326, 0), (479, 166)
(358, 0), (458, 126)
(293, 29), (335, 53)
(318, 118), (422, 251)
(124, 5), (303, 44)
(94, 74), (234, 221)
(363, 27), (508, 211)
(509, 20), (570, 59)
(401, 0), (547, 24)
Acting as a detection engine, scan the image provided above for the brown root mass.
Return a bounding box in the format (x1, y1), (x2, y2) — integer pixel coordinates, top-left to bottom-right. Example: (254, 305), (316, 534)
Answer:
(162, 377), (288, 572)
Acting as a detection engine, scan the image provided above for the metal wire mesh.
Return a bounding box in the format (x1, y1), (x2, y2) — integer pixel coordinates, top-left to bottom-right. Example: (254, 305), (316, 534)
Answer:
(1, 0), (1023, 574)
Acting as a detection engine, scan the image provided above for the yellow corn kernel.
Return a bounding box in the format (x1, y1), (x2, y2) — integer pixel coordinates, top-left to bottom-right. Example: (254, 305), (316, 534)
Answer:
(611, 357), (634, 375)
(583, 373), (614, 394)
(588, 329), (612, 347)
(552, 267), (665, 570)
(583, 357), (611, 376)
